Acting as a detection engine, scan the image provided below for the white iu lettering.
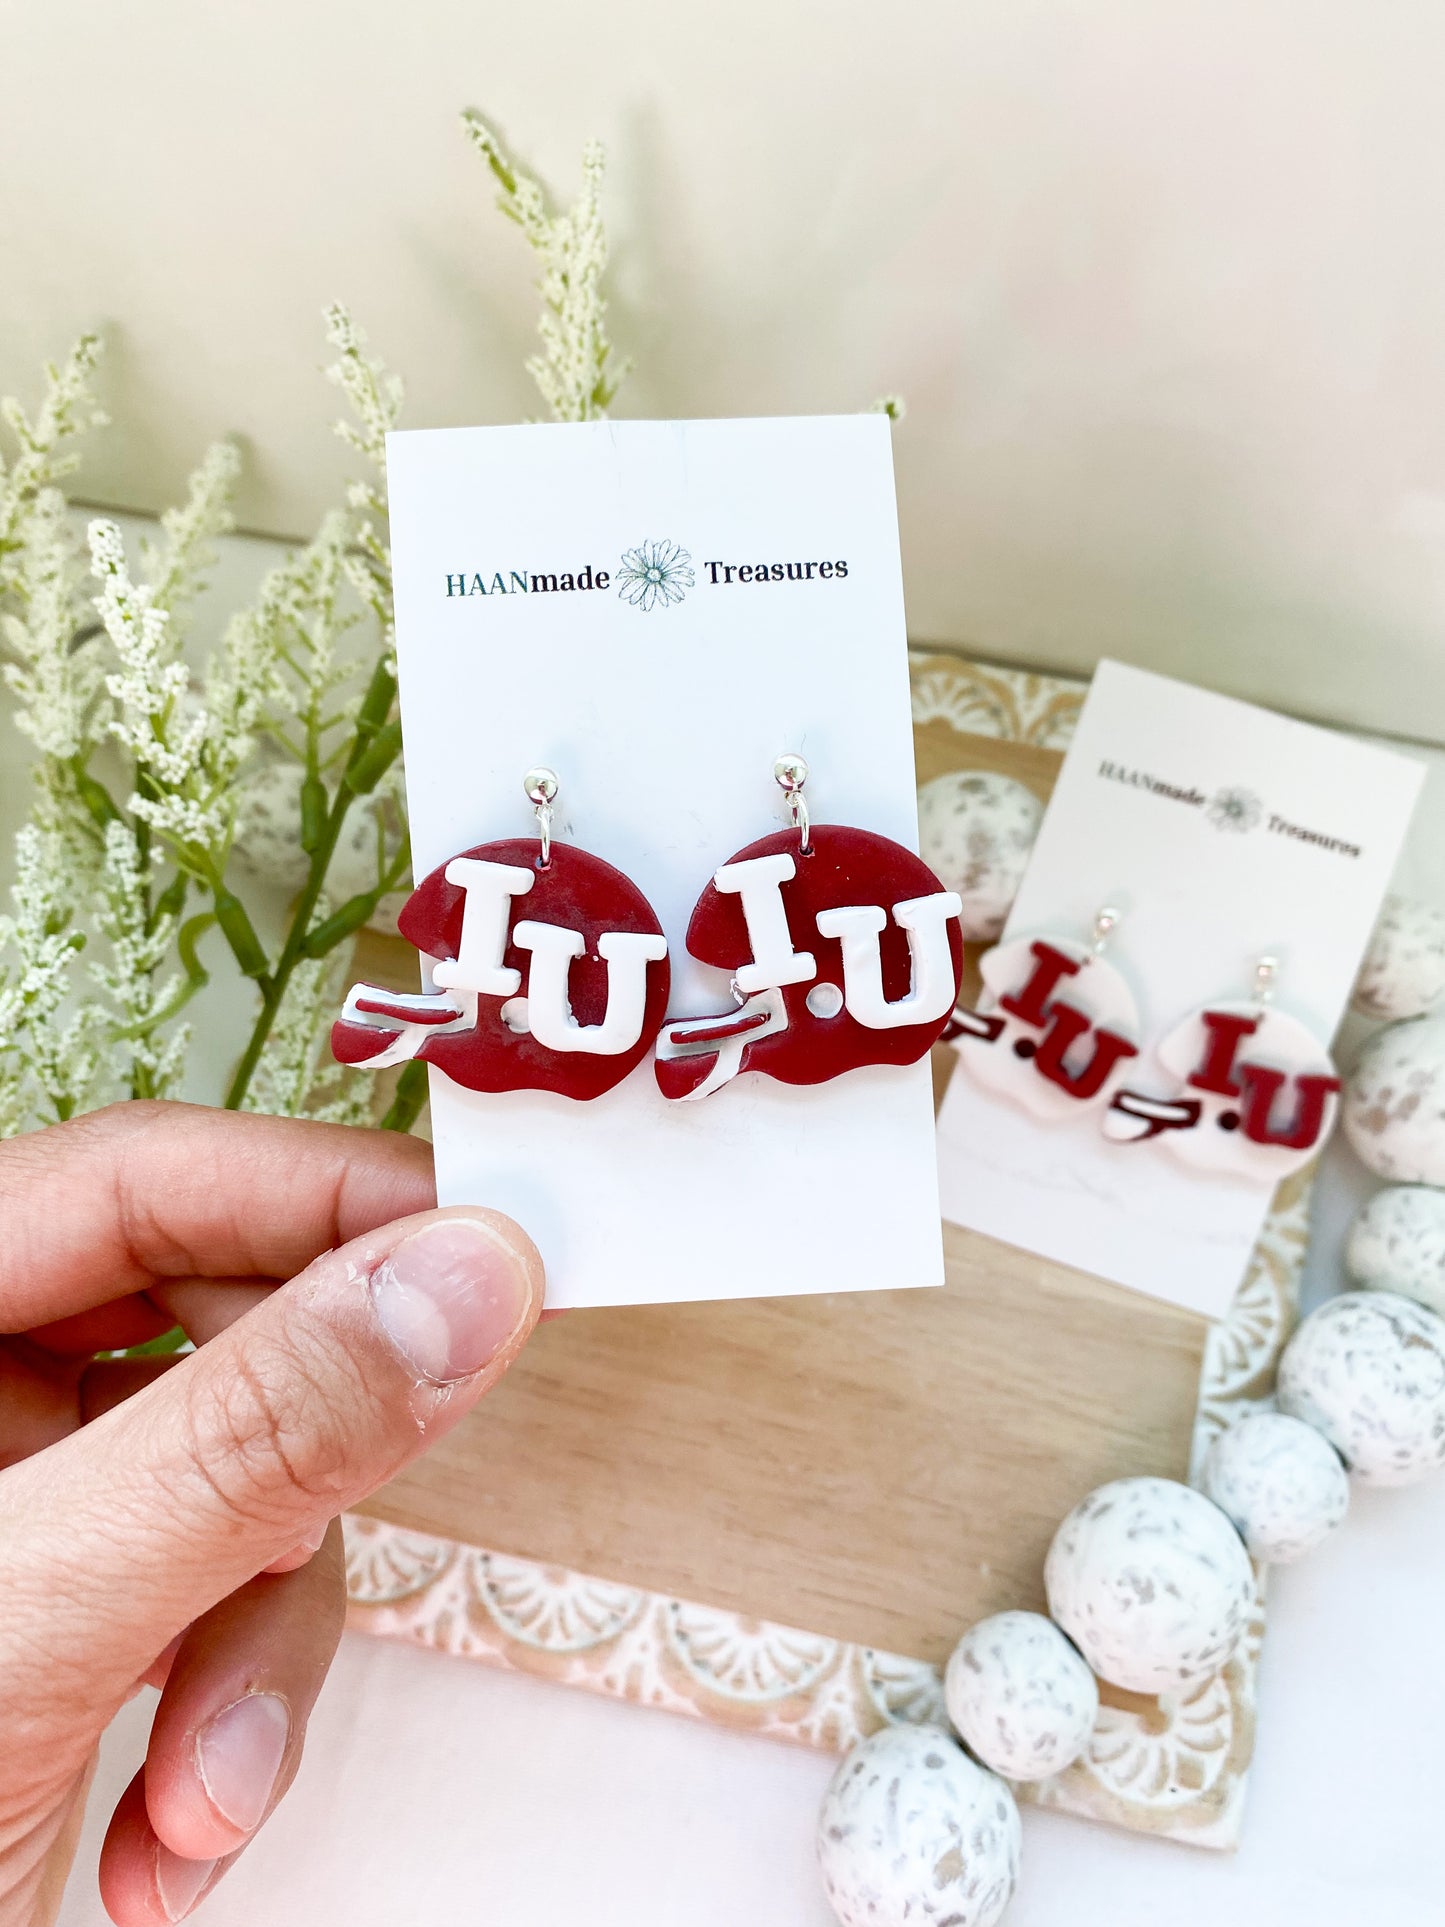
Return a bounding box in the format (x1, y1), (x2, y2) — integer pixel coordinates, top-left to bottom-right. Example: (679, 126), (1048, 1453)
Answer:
(714, 853), (817, 993)
(814, 892), (962, 1029)
(431, 858), (536, 997)
(513, 921), (668, 1055)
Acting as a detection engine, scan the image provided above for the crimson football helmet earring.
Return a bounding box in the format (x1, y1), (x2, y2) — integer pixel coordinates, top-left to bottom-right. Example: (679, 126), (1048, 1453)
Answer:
(1105, 953), (1341, 1180)
(332, 767), (670, 1100)
(951, 906), (1142, 1120)
(654, 753), (965, 1100)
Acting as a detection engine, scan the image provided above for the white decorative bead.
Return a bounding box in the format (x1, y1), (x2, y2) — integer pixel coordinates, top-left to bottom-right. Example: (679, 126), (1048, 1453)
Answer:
(1200, 1413), (1348, 1564)
(1277, 1289), (1445, 1487)
(1044, 1477), (1254, 1695)
(817, 1724), (1021, 1927)
(1346, 1185), (1445, 1317)
(1352, 895), (1445, 1021)
(1341, 1015), (1445, 1185)
(916, 771), (1042, 943)
(944, 1611), (1098, 1782)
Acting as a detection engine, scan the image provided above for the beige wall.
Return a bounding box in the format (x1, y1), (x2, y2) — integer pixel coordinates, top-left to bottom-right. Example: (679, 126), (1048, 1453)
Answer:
(5, 0), (1445, 741)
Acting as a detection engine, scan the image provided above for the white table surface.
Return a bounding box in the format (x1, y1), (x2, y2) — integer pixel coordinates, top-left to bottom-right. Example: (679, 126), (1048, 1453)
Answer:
(28, 588), (1443, 1925)
(56, 1463), (1445, 1927)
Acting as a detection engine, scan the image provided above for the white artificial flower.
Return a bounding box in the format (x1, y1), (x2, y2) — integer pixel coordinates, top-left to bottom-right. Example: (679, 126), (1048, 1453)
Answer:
(0, 334), (106, 592)
(142, 439), (240, 620)
(1, 486), (99, 762)
(0, 824), (101, 1126)
(461, 114), (627, 424)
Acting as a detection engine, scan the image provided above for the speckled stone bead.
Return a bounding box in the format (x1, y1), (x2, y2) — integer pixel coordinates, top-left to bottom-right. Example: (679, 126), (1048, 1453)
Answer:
(1341, 1015), (1445, 1185)
(916, 771), (1043, 944)
(1044, 1477), (1254, 1695)
(817, 1724), (1021, 1927)
(1346, 1185), (1445, 1317)
(1200, 1412), (1348, 1564)
(944, 1611), (1098, 1782)
(1276, 1289), (1445, 1487)
(233, 762), (406, 935)
(232, 763), (314, 895)
(1352, 895), (1445, 1022)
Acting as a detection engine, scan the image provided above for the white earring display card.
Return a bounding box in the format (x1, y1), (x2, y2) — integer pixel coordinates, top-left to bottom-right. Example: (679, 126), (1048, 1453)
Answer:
(936, 660), (1424, 1321)
(383, 415), (944, 1310)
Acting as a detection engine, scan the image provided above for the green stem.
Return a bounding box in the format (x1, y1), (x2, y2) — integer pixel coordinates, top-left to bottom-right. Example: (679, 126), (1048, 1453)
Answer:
(222, 654), (399, 1114)
(222, 785), (356, 1110)
(130, 759), (154, 1101)
(379, 1059), (428, 1133)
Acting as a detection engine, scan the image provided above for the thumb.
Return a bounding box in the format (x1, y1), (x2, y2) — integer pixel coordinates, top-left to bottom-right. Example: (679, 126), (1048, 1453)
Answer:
(0, 1206), (543, 1720)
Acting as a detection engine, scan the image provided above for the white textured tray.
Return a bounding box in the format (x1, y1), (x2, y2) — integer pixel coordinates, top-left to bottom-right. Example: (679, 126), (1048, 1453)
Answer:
(341, 656), (1310, 1849)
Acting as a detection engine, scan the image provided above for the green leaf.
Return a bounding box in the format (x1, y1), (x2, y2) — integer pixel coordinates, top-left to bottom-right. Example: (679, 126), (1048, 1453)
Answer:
(354, 658), (398, 736)
(176, 909), (216, 986)
(152, 871), (188, 927)
(381, 1059), (429, 1133)
(121, 1325), (191, 1358)
(300, 892), (376, 958)
(342, 720), (402, 795)
(214, 891), (269, 978)
(75, 771), (119, 830)
(299, 774), (329, 852)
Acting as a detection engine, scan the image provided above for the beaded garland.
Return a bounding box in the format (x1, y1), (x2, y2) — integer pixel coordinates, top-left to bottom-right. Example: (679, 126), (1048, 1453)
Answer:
(815, 869), (1445, 1927)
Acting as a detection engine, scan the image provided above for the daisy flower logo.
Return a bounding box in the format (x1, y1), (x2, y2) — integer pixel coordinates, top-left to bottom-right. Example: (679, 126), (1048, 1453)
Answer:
(617, 539), (694, 612)
(1207, 785), (1264, 833)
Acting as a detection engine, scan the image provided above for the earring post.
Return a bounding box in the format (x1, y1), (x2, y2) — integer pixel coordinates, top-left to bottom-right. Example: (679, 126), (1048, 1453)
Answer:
(774, 752), (812, 854)
(523, 765), (558, 869)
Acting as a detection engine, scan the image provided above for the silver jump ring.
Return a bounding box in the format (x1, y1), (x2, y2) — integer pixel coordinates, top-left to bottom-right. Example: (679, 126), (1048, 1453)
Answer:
(774, 752), (811, 855)
(1090, 905), (1120, 957)
(522, 765), (558, 869)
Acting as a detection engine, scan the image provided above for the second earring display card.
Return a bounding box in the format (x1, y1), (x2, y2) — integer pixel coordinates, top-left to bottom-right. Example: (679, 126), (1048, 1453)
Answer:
(937, 661), (1423, 1320)
(383, 415), (941, 1309)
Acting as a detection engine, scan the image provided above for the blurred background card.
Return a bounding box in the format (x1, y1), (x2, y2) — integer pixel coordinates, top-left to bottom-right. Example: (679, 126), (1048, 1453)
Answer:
(936, 661), (1424, 1320)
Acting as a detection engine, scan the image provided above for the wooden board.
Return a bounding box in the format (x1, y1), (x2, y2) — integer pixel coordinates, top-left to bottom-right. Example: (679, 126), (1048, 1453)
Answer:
(361, 1228), (1204, 1666)
(355, 728), (1209, 1667)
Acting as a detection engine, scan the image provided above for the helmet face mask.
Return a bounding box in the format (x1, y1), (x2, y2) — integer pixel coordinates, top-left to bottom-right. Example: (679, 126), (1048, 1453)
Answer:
(656, 825), (964, 1101)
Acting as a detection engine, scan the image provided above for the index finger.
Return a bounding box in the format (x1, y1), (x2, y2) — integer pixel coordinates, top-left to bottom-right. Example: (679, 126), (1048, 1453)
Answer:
(0, 1101), (436, 1332)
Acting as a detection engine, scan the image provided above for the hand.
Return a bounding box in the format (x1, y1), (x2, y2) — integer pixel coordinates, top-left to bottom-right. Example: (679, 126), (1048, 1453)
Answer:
(0, 1101), (545, 1927)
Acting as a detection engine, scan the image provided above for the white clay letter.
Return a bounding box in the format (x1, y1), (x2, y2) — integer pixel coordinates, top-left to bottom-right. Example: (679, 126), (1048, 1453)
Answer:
(513, 921), (668, 1055)
(815, 891), (961, 1029)
(432, 859), (536, 997)
(715, 853), (816, 994)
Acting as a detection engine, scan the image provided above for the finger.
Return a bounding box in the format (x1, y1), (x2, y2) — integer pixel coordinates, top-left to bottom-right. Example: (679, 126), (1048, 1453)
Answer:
(149, 1278), (276, 1346)
(35, 1753), (98, 1927)
(7, 1285), (268, 1457)
(261, 1518), (330, 1576)
(136, 1634), (186, 1696)
(0, 1344), (81, 1464)
(98, 1769), (235, 1927)
(141, 1524), (346, 1861)
(0, 1099), (435, 1329)
(0, 1204), (544, 1720)
(26, 1297), (177, 1358)
(74, 1284), (282, 1426)
(79, 1356), (181, 1423)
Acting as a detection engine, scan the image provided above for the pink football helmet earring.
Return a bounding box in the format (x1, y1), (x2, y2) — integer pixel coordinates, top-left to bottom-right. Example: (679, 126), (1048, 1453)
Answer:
(1106, 954), (1340, 1180)
(951, 906), (1142, 1121)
